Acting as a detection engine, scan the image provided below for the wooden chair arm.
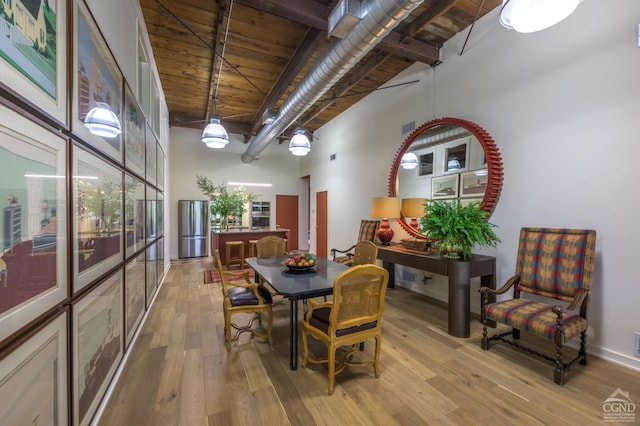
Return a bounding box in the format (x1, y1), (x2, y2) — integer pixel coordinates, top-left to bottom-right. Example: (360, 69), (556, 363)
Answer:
(227, 272), (257, 288)
(553, 288), (589, 314)
(479, 274), (521, 296)
(330, 245), (356, 258)
(305, 299), (333, 321)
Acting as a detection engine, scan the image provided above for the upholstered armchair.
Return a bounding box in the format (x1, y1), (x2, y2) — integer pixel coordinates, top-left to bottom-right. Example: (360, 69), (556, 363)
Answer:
(301, 264), (389, 395)
(479, 227), (596, 385)
(331, 220), (379, 266)
(214, 249), (273, 350)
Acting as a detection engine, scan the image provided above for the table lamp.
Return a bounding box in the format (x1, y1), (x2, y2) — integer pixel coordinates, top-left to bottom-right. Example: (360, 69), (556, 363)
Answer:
(371, 196), (400, 245)
(401, 198), (426, 229)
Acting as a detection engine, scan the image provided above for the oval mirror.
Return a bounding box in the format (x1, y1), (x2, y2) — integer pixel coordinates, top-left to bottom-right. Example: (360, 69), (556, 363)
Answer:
(388, 117), (503, 239)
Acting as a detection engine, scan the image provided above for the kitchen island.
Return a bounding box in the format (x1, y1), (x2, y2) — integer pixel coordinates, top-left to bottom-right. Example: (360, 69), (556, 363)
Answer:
(211, 228), (289, 265)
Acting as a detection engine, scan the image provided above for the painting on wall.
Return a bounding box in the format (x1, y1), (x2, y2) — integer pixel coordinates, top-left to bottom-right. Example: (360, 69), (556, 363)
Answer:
(124, 83), (145, 177)
(72, 0), (122, 162)
(145, 123), (156, 186)
(0, 104), (67, 345)
(73, 269), (123, 426)
(145, 242), (158, 309)
(460, 170), (488, 198)
(73, 146), (123, 292)
(124, 252), (145, 348)
(145, 185), (156, 243)
(156, 142), (164, 190)
(0, 0), (68, 125)
(431, 174), (459, 200)
(124, 173), (145, 258)
(0, 309), (68, 425)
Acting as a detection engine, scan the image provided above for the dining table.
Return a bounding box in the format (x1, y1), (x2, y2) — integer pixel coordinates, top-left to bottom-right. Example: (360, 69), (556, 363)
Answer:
(245, 255), (349, 370)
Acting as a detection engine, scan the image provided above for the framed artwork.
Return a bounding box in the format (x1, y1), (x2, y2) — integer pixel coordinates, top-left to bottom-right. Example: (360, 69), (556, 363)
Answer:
(145, 123), (157, 186)
(0, 309), (69, 425)
(124, 252), (145, 348)
(443, 140), (469, 173)
(145, 185), (157, 242)
(460, 170), (488, 198)
(0, 0), (68, 126)
(418, 150), (435, 177)
(156, 142), (165, 190)
(156, 236), (164, 286)
(73, 269), (123, 426)
(0, 104), (67, 344)
(72, 0), (123, 163)
(73, 146), (123, 292)
(431, 174), (460, 199)
(124, 173), (145, 258)
(157, 191), (164, 238)
(124, 83), (145, 177)
(459, 197), (483, 207)
(145, 242), (158, 309)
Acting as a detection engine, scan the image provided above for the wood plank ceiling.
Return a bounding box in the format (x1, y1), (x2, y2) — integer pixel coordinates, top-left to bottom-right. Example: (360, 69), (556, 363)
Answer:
(140, 0), (501, 143)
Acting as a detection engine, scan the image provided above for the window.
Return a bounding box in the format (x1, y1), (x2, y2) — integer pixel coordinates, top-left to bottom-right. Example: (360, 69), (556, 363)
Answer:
(418, 152), (434, 176)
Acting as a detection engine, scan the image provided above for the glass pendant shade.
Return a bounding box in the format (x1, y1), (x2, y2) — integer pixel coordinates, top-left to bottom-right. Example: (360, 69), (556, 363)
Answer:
(288, 128), (311, 156)
(84, 102), (122, 138)
(447, 157), (461, 170)
(202, 117), (229, 149)
(499, 0), (582, 33)
(400, 152), (418, 169)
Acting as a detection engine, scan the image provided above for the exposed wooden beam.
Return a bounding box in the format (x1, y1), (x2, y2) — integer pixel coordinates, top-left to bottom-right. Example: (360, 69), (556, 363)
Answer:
(205, 1), (228, 121)
(400, 0), (456, 41)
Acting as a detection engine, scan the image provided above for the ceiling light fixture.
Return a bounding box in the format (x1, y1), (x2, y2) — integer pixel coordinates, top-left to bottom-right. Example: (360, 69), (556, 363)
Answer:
(400, 152), (418, 169)
(202, 1), (233, 148)
(499, 0), (583, 33)
(84, 102), (121, 138)
(288, 127), (311, 156)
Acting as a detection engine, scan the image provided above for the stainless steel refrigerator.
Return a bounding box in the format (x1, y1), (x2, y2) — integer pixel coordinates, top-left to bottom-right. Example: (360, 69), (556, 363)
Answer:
(178, 200), (209, 258)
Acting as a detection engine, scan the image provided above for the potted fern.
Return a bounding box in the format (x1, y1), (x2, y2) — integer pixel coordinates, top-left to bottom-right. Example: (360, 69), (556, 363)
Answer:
(419, 199), (499, 259)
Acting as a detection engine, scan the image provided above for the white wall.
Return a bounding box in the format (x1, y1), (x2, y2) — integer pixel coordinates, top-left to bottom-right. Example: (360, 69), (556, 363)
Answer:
(302, 0), (640, 371)
(168, 127), (307, 260)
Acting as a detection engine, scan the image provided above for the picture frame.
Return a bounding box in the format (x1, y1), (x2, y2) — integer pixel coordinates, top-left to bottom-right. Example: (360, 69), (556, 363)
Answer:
(146, 242), (158, 309)
(459, 197), (484, 207)
(0, 309), (69, 425)
(124, 173), (145, 258)
(460, 170), (488, 198)
(73, 268), (123, 426)
(72, 0), (123, 163)
(145, 123), (157, 186)
(0, 0), (68, 126)
(431, 174), (460, 199)
(72, 145), (123, 293)
(156, 142), (165, 190)
(145, 185), (157, 242)
(124, 83), (145, 177)
(0, 104), (68, 344)
(124, 252), (145, 348)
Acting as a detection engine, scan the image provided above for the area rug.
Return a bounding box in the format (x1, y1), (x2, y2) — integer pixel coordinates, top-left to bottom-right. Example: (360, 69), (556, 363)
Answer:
(203, 268), (255, 284)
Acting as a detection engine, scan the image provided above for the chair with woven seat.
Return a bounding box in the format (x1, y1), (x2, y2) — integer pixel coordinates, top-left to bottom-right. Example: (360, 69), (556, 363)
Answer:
(301, 264), (389, 395)
(479, 227), (596, 385)
(214, 249), (273, 350)
(350, 240), (378, 266)
(331, 220), (380, 266)
(255, 235), (288, 257)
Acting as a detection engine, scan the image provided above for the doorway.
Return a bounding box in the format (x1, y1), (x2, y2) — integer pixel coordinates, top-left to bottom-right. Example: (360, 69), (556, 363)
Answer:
(276, 195), (299, 251)
(316, 190), (328, 257)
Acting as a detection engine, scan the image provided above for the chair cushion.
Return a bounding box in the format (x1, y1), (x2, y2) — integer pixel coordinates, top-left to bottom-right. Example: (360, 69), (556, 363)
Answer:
(485, 299), (587, 341)
(228, 285), (272, 306)
(308, 307), (376, 337)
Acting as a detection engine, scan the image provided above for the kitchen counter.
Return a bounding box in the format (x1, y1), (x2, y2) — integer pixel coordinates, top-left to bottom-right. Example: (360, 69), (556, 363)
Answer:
(211, 228), (289, 264)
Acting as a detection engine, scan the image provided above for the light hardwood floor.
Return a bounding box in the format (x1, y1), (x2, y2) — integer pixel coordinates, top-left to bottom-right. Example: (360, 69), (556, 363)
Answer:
(98, 258), (640, 425)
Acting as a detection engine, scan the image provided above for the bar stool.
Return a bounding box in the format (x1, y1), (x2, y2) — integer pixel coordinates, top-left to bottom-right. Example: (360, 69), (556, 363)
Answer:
(225, 241), (245, 270)
(248, 239), (258, 257)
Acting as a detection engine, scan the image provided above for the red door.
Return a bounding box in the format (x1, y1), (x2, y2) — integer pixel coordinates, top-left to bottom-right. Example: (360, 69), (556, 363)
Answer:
(276, 195), (299, 251)
(316, 191), (328, 257)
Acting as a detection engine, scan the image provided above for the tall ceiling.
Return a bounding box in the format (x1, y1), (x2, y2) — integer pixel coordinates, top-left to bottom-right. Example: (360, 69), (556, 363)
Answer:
(140, 0), (501, 143)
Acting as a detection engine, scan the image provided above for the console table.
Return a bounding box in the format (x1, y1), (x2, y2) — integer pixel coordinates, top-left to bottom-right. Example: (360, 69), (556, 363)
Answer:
(376, 244), (496, 338)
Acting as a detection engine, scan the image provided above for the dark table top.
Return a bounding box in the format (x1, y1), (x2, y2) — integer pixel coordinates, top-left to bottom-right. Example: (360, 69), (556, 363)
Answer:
(245, 255), (349, 299)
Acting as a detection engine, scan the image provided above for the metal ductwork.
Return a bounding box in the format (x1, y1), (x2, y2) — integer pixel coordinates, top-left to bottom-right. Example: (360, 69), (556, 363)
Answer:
(241, 0), (424, 163)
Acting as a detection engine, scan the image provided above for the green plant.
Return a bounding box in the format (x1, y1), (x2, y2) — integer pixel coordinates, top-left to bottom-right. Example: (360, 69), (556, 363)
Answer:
(419, 199), (499, 259)
(195, 175), (257, 228)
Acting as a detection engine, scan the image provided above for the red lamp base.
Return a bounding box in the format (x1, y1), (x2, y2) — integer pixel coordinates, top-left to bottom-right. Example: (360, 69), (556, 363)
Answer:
(377, 219), (394, 245)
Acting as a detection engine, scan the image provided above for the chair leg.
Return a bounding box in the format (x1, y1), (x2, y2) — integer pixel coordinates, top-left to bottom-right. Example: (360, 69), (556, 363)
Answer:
(266, 307), (273, 347)
(579, 330), (588, 365)
(373, 335), (381, 378)
(328, 342), (336, 395)
(301, 328), (309, 368)
(512, 328), (520, 339)
(554, 341), (565, 385)
(224, 311), (232, 351)
(481, 319), (490, 350)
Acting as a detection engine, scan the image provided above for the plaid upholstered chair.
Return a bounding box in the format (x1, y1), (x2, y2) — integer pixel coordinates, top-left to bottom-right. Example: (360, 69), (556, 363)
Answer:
(331, 220), (379, 266)
(479, 227), (596, 385)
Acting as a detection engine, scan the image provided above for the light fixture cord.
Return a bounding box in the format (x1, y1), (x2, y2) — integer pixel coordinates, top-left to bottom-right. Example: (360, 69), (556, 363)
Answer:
(213, 0), (234, 114)
(460, 0), (486, 55)
(431, 64), (436, 119)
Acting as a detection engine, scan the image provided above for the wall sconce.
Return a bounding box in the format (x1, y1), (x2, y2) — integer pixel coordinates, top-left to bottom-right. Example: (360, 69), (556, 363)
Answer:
(371, 196), (400, 245)
(400, 152), (418, 169)
(202, 117), (229, 148)
(499, 0), (583, 33)
(84, 102), (121, 138)
(289, 127), (311, 156)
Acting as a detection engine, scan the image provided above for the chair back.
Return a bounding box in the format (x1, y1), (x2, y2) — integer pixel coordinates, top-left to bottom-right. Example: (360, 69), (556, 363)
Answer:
(515, 227), (596, 303)
(351, 240), (378, 266)
(356, 220), (380, 244)
(330, 264), (388, 334)
(214, 249), (231, 296)
(256, 235), (287, 257)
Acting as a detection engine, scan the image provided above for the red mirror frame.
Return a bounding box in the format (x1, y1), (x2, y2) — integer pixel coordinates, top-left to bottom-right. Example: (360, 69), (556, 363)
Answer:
(388, 117), (503, 239)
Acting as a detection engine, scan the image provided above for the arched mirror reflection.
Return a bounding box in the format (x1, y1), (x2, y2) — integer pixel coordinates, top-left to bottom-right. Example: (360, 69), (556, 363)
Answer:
(389, 117), (503, 239)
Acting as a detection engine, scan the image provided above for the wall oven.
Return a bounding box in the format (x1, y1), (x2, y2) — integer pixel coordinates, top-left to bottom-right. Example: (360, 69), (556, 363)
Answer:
(251, 201), (270, 229)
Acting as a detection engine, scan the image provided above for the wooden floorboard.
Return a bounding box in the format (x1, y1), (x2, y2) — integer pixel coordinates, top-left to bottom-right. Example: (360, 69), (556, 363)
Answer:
(97, 258), (640, 425)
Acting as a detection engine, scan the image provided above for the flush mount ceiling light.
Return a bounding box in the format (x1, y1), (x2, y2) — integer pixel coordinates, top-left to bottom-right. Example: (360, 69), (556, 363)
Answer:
(499, 0), (583, 33)
(84, 102), (121, 138)
(201, 116), (229, 148)
(400, 152), (418, 169)
(288, 127), (311, 156)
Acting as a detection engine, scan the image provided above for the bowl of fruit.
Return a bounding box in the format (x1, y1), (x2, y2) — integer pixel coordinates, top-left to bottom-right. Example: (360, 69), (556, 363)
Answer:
(284, 253), (316, 272)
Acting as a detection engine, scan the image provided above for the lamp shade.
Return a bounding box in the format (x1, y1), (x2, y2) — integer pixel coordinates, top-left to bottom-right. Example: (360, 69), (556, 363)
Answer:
(289, 128), (311, 156)
(202, 117), (230, 148)
(371, 197), (400, 219)
(84, 102), (121, 138)
(499, 0), (582, 33)
(401, 198), (426, 219)
(400, 152), (418, 169)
